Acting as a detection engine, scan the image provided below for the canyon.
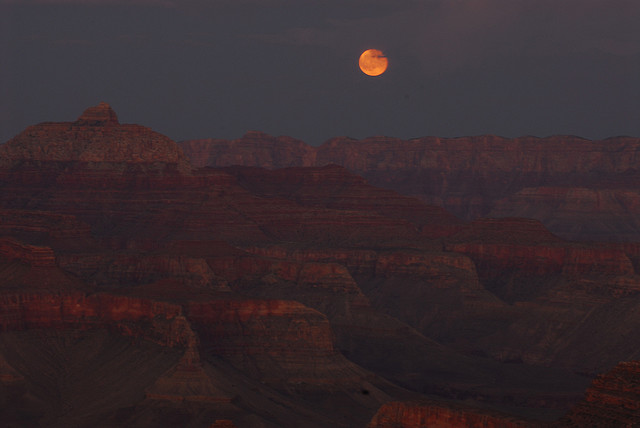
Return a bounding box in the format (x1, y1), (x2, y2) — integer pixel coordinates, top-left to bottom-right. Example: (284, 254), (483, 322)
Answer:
(181, 132), (640, 242)
(0, 103), (639, 426)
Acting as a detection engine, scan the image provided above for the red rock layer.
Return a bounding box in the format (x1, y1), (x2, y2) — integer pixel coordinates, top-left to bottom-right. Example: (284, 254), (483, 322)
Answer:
(367, 400), (535, 427)
(1, 102), (190, 172)
(0, 292), (188, 347)
(490, 187), (640, 242)
(446, 218), (635, 278)
(145, 316), (233, 403)
(0, 165), (443, 248)
(559, 361), (640, 427)
(179, 133), (640, 241)
(181, 131), (315, 169)
(186, 298), (367, 385)
(224, 164), (464, 238)
(0, 287), (362, 390)
(0, 238), (56, 267)
(0, 209), (91, 241)
(5, 105), (636, 423)
(243, 244), (478, 286)
(209, 421), (238, 428)
(57, 252), (230, 290)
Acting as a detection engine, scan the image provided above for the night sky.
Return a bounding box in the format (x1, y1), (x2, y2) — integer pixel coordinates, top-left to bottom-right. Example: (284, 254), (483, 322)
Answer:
(1, 0), (639, 145)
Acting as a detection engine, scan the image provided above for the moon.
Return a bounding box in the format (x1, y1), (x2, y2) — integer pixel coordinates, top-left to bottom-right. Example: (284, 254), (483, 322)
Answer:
(359, 49), (388, 76)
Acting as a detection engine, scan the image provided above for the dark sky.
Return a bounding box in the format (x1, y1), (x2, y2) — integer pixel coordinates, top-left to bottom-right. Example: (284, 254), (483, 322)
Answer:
(1, 0), (639, 145)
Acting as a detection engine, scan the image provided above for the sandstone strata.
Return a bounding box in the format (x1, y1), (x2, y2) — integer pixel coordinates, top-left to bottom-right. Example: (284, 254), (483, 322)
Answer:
(4, 105), (640, 426)
(367, 400), (535, 428)
(559, 361), (640, 427)
(179, 133), (640, 241)
(1, 102), (190, 171)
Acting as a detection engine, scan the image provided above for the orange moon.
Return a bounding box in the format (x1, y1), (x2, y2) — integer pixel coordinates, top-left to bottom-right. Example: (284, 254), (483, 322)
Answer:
(359, 49), (388, 76)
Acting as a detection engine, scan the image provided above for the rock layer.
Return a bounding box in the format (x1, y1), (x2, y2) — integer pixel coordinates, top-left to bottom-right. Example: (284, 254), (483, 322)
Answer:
(179, 133), (640, 241)
(1, 102), (190, 171)
(4, 105), (640, 426)
(560, 361), (640, 427)
(367, 400), (535, 428)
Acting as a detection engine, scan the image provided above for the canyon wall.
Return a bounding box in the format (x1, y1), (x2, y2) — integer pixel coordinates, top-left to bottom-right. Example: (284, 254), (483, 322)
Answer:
(4, 104), (640, 426)
(180, 133), (640, 241)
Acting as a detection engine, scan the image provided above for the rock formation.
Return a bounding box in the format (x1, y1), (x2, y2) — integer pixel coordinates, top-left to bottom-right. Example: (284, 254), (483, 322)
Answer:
(181, 131), (315, 169)
(179, 133), (640, 241)
(1, 102), (190, 172)
(367, 401), (535, 428)
(559, 361), (640, 427)
(3, 105), (640, 426)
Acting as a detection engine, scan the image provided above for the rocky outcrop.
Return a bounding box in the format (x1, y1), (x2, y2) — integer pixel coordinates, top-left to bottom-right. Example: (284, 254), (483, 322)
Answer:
(75, 101), (120, 125)
(447, 241), (634, 279)
(559, 361), (640, 427)
(145, 316), (233, 403)
(186, 298), (370, 386)
(367, 400), (535, 427)
(1, 102), (191, 172)
(0, 238), (56, 267)
(445, 218), (636, 301)
(0, 292), (189, 347)
(0, 287), (376, 394)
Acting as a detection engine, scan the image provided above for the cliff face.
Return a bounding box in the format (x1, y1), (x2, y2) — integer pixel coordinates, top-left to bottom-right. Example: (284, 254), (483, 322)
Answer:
(446, 218), (635, 280)
(181, 131), (316, 169)
(490, 187), (640, 241)
(559, 361), (640, 427)
(185, 298), (372, 386)
(224, 164), (464, 238)
(0, 238), (56, 267)
(1, 102), (190, 172)
(179, 133), (640, 241)
(367, 401), (535, 428)
(0, 292), (188, 347)
(6, 105), (640, 426)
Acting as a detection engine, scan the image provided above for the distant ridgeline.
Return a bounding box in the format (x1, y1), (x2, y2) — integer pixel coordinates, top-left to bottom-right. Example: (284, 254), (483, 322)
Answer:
(180, 132), (640, 242)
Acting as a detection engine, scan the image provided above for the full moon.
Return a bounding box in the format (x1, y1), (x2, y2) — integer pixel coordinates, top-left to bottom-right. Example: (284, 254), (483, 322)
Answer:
(359, 49), (388, 76)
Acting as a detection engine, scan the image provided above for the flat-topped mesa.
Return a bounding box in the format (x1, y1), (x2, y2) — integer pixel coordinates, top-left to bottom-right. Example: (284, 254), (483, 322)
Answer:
(75, 102), (119, 126)
(0, 103), (191, 172)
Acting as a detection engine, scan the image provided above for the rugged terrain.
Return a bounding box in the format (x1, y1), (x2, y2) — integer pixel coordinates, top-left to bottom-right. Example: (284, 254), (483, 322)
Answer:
(1, 104), (639, 426)
(181, 132), (640, 242)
